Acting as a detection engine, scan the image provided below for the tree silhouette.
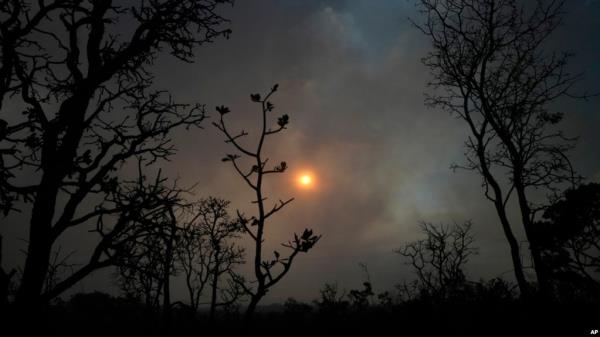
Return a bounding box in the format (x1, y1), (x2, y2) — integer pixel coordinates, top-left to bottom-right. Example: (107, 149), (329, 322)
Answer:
(175, 205), (211, 314)
(111, 166), (185, 333)
(176, 196), (245, 319)
(534, 183), (600, 298)
(416, 0), (584, 298)
(0, 0), (232, 311)
(214, 85), (321, 319)
(348, 263), (375, 309)
(316, 282), (349, 314)
(116, 194), (244, 328)
(348, 282), (374, 309)
(396, 221), (477, 301)
(116, 218), (173, 312)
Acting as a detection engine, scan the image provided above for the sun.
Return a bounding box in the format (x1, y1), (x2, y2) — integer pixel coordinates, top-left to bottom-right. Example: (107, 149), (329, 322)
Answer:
(300, 175), (312, 185)
(297, 173), (314, 188)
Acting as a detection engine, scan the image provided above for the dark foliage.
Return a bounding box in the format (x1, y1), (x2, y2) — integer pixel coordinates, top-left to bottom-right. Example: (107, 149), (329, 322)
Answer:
(534, 183), (600, 299)
(17, 282), (597, 337)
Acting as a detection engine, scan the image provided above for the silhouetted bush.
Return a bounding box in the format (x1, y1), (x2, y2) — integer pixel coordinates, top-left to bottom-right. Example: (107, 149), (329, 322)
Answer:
(396, 221), (477, 302)
(284, 297), (313, 317)
(348, 281), (374, 309)
(315, 282), (350, 314)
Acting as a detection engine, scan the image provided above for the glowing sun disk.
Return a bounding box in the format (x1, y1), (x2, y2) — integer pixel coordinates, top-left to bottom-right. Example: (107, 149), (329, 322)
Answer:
(298, 174), (314, 188)
(300, 175), (312, 185)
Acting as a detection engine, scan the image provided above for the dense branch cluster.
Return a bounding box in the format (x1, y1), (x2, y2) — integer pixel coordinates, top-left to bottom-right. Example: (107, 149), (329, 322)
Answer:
(176, 197), (245, 317)
(116, 195), (245, 319)
(396, 221), (477, 300)
(0, 0), (232, 308)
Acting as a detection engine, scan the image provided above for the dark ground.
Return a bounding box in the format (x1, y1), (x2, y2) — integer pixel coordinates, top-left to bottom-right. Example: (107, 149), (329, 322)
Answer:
(5, 292), (597, 337)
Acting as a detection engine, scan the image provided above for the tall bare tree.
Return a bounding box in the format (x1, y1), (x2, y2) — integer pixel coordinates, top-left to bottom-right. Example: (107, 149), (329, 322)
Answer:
(197, 197), (244, 320)
(214, 85), (321, 319)
(0, 0), (232, 311)
(416, 0), (584, 298)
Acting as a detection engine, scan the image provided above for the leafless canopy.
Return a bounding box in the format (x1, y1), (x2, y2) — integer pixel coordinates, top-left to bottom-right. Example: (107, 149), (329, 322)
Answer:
(416, 0), (586, 298)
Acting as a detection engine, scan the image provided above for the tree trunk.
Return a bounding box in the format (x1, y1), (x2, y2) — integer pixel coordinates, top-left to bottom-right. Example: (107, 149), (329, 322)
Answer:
(477, 145), (532, 297)
(16, 93), (90, 308)
(514, 179), (551, 299)
(16, 173), (61, 308)
(0, 235), (15, 310)
(161, 224), (176, 333)
(244, 295), (260, 322)
(209, 251), (220, 321)
(492, 198), (532, 298)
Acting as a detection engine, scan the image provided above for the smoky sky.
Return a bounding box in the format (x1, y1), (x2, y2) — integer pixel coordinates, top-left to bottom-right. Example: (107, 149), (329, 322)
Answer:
(3, 0), (600, 304)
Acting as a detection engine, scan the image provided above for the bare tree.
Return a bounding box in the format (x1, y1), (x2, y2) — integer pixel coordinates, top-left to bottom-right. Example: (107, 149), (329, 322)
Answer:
(113, 168), (186, 334)
(117, 228), (170, 312)
(176, 197), (245, 319)
(197, 197), (244, 320)
(416, 0), (584, 298)
(113, 168), (182, 305)
(176, 208), (211, 313)
(36, 162), (185, 306)
(214, 85), (321, 319)
(396, 221), (477, 300)
(0, 0), (232, 310)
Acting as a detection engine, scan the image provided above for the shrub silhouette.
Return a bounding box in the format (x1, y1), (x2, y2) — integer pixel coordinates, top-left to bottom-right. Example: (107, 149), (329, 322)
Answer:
(396, 221), (477, 301)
